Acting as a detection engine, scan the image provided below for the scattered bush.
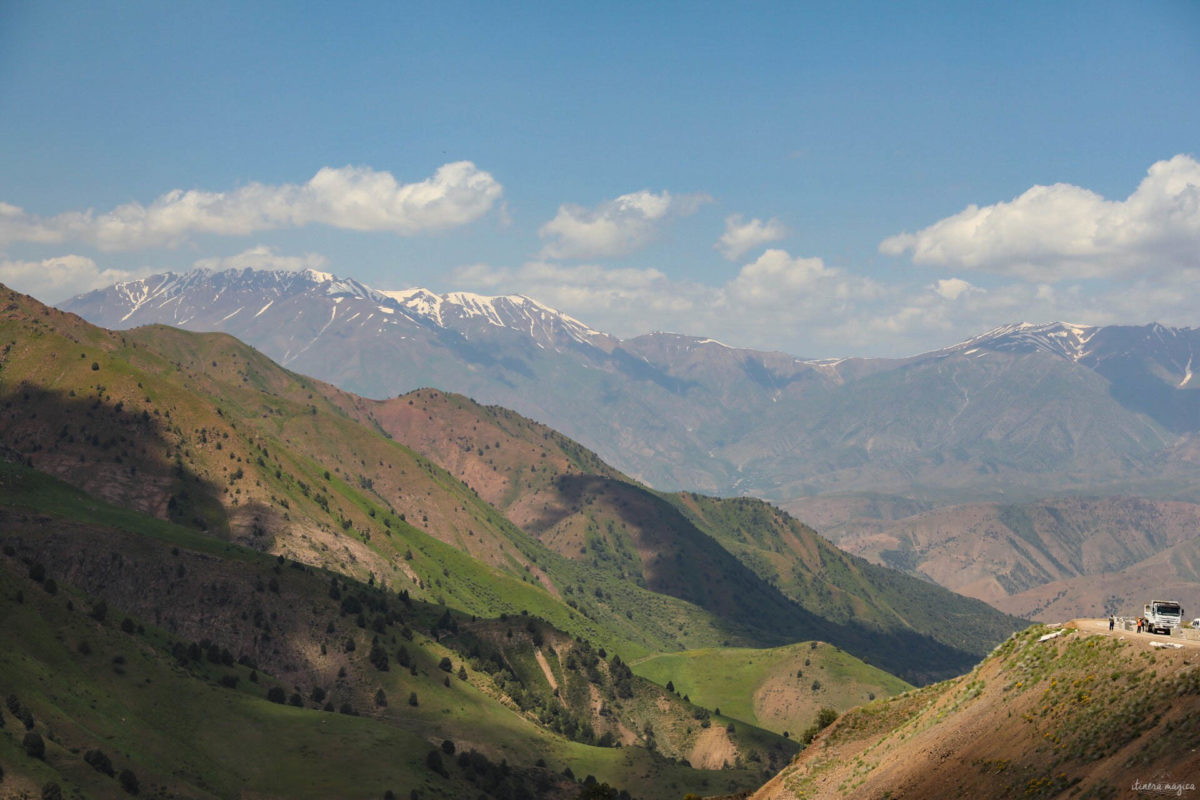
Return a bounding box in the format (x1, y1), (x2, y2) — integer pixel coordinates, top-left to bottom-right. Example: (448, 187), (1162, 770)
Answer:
(425, 749), (446, 777)
(85, 748), (115, 775)
(23, 731), (45, 759)
(369, 644), (389, 671)
(41, 783), (62, 800)
(118, 768), (139, 794)
(267, 687), (286, 704)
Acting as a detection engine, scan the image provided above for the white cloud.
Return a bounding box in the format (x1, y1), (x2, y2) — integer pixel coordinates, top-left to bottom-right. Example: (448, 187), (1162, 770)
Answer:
(538, 189), (711, 260)
(0, 255), (145, 303)
(191, 245), (329, 273)
(0, 162), (503, 251)
(931, 277), (975, 300)
(451, 249), (881, 346)
(880, 154), (1200, 281)
(727, 249), (878, 308)
(715, 214), (788, 260)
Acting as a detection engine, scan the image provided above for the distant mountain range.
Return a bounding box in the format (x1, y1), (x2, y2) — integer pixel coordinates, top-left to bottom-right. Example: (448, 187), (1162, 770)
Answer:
(63, 268), (1200, 621)
(64, 267), (1200, 503)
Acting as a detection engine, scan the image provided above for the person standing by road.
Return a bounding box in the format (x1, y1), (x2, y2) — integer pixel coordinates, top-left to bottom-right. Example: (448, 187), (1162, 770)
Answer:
(1109, 616), (1115, 631)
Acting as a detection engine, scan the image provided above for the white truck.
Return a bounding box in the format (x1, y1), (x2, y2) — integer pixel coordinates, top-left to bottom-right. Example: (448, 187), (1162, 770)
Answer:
(1143, 600), (1184, 634)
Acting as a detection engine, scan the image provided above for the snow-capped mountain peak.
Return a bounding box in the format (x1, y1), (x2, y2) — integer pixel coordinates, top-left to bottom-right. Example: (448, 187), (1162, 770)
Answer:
(380, 287), (608, 348)
(944, 321), (1099, 361)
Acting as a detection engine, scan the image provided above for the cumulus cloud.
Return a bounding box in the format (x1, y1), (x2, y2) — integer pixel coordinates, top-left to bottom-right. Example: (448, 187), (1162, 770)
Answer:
(0, 255), (145, 303)
(715, 214), (788, 260)
(538, 189), (711, 260)
(727, 249), (879, 308)
(0, 162), (503, 251)
(880, 154), (1200, 281)
(451, 248), (881, 346)
(931, 277), (975, 300)
(191, 245), (329, 273)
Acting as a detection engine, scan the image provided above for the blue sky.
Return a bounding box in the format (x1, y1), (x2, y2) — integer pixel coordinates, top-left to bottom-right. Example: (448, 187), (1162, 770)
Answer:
(1, 1), (1198, 357)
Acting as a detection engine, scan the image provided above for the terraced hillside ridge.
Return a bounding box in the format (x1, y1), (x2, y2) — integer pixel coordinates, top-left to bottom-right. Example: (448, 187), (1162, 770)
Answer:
(0, 462), (794, 799)
(752, 621), (1200, 800)
(0, 284), (1021, 684)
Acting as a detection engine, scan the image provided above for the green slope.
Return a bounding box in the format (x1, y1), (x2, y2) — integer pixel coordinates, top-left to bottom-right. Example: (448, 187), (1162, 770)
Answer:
(632, 642), (911, 737)
(0, 460), (794, 798)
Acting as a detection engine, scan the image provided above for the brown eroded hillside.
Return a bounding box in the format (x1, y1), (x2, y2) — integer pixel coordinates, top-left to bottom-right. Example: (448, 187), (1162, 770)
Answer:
(801, 494), (1200, 620)
(753, 620), (1200, 800)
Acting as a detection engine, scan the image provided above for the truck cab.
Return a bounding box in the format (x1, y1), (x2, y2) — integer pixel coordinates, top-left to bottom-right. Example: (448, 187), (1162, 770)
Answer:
(1143, 600), (1184, 634)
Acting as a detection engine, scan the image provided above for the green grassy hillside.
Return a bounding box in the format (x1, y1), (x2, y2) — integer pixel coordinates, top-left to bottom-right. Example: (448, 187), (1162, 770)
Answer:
(631, 642), (912, 738)
(360, 389), (1023, 682)
(0, 461), (793, 798)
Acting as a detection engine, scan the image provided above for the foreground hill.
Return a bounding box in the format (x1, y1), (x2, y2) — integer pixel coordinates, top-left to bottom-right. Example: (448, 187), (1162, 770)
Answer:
(754, 621), (1200, 800)
(0, 462), (793, 798)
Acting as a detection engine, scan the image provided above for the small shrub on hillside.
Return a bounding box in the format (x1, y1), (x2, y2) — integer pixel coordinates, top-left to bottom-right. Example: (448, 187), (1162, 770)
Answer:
(375, 688), (388, 707)
(121, 617), (135, 633)
(118, 768), (139, 795)
(408, 691), (419, 707)
(289, 693), (303, 707)
(438, 657), (453, 672)
(425, 749), (446, 777)
(41, 783), (62, 800)
(91, 600), (107, 622)
(42, 578), (57, 595)
(266, 687), (286, 704)
(23, 731), (45, 759)
(85, 748), (115, 775)
(369, 644), (389, 671)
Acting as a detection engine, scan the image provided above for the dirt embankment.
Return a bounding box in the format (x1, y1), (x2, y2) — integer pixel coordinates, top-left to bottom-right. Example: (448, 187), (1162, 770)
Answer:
(753, 621), (1200, 800)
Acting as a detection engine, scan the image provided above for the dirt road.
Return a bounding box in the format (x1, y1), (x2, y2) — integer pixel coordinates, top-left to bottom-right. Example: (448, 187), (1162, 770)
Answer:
(1069, 618), (1200, 649)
